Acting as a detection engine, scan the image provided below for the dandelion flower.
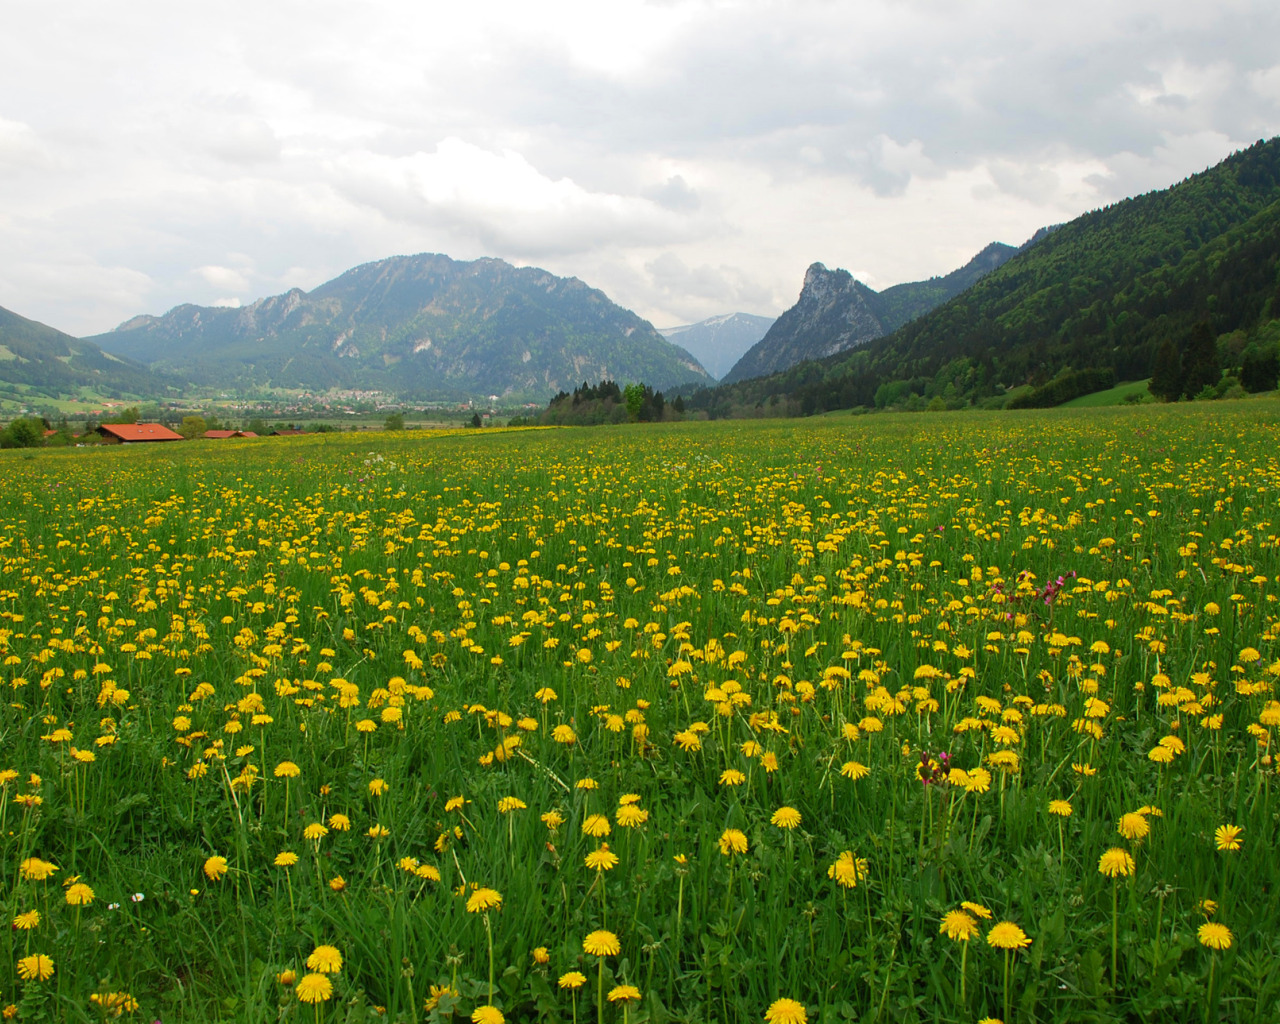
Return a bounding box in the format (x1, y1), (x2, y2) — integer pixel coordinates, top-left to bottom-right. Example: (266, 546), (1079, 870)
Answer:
(13, 910), (40, 930)
(559, 971), (587, 989)
(827, 851), (868, 889)
(718, 828), (748, 856)
(304, 823), (329, 841)
(532, 947), (550, 965)
(961, 901), (993, 920)
(939, 910), (979, 942)
(771, 806), (802, 830)
(1048, 800), (1073, 817)
(764, 997), (808, 1024)
(328, 813), (351, 831)
(616, 804), (648, 828)
(576, 838), (618, 870)
(1214, 824), (1243, 852)
(840, 761), (869, 780)
(583, 930), (621, 957)
(582, 814), (611, 838)
(295, 973), (333, 1003)
(203, 856), (228, 882)
(1098, 848), (1135, 878)
(274, 761), (300, 778)
(719, 769), (746, 786)
(1117, 812), (1150, 841)
(64, 882), (94, 906)
(608, 985), (642, 1004)
(306, 945), (343, 973)
(987, 922), (1032, 949)
(467, 887), (503, 913)
(471, 1006), (504, 1024)
(17, 954), (55, 982)
(1198, 922), (1232, 950)
(19, 858), (58, 881)
(274, 852), (299, 868)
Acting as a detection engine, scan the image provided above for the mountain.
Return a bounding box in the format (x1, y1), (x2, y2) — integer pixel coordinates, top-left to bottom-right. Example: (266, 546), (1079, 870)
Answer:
(0, 305), (164, 400)
(90, 254), (713, 400)
(658, 312), (776, 379)
(691, 136), (1280, 416)
(721, 243), (1016, 384)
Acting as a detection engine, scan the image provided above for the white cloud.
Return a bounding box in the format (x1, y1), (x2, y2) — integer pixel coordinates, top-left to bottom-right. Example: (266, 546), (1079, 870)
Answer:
(0, 0), (1277, 336)
(0, 117), (51, 176)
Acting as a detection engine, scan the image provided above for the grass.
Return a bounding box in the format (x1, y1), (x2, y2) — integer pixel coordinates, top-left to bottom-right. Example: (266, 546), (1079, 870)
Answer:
(1061, 380), (1153, 408)
(0, 402), (1277, 1023)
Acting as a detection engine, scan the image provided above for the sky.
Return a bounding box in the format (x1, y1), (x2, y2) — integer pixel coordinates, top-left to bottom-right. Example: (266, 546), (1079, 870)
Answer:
(3, 0), (1279, 338)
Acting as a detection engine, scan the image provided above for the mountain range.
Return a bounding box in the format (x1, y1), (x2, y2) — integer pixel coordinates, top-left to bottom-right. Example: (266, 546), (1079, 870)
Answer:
(88, 254), (713, 401)
(691, 136), (1280, 415)
(4, 137), (1278, 418)
(658, 312), (776, 380)
(722, 242), (1017, 384)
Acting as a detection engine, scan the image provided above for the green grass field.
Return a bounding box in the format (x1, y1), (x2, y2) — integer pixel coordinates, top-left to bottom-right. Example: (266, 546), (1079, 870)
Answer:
(1060, 381), (1153, 408)
(1, 403), (1277, 1023)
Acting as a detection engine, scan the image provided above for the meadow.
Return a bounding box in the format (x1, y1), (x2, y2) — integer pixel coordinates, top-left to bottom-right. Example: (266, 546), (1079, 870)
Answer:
(1, 402), (1278, 1024)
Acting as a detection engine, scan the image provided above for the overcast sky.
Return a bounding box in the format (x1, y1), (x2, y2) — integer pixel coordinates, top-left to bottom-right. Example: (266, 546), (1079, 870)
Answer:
(3, 0), (1279, 337)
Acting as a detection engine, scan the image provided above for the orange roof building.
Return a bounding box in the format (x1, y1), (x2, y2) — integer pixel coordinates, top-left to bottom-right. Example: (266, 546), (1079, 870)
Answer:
(96, 423), (184, 443)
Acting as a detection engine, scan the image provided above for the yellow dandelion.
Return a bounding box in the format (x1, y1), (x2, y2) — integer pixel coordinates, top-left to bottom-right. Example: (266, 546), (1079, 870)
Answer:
(1117, 812), (1150, 841)
(466, 887), (503, 913)
(306, 944), (343, 973)
(582, 930), (621, 957)
(1097, 848), (1135, 878)
(1198, 922), (1232, 950)
(986, 922), (1031, 949)
(764, 997), (808, 1024)
(296, 972), (333, 1004)
(585, 845), (620, 872)
(17, 954), (55, 982)
(718, 828), (748, 855)
(940, 910), (979, 942)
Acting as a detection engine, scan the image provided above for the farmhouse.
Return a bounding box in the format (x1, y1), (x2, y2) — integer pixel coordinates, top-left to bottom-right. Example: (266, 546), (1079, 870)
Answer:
(96, 423), (184, 443)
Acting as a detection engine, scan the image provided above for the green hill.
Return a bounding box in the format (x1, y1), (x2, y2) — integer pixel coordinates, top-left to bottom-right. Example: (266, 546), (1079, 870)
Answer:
(690, 137), (1280, 415)
(0, 305), (165, 401)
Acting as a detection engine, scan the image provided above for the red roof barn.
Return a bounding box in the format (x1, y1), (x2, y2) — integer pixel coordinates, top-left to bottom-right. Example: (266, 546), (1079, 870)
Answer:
(96, 423), (184, 443)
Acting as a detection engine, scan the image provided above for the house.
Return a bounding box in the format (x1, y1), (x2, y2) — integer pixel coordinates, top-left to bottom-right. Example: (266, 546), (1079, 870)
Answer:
(204, 429), (258, 439)
(270, 428), (305, 436)
(96, 423), (184, 443)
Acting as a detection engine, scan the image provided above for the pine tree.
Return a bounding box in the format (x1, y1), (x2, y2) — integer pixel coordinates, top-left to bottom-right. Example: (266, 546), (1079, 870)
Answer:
(1148, 340), (1183, 401)
(1181, 320), (1221, 398)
